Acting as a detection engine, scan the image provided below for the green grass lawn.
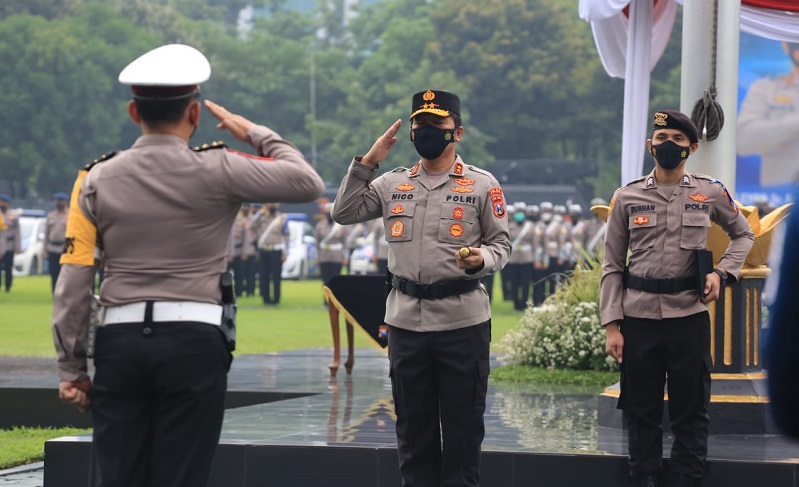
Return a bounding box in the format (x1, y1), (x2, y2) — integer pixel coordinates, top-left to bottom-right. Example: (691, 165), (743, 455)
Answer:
(0, 274), (617, 470)
(0, 274), (523, 356)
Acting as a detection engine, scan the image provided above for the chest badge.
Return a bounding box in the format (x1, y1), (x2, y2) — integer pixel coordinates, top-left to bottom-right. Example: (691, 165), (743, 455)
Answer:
(390, 220), (405, 238)
(454, 177), (475, 186)
(451, 186), (474, 193)
(633, 216), (649, 225)
(688, 192), (709, 202)
(395, 183), (415, 192)
(449, 223), (464, 238)
(453, 206), (464, 220)
(391, 204), (405, 214)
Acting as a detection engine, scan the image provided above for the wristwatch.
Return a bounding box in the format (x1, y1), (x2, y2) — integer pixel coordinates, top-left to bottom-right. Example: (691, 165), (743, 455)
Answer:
(713, 268), (728, 285)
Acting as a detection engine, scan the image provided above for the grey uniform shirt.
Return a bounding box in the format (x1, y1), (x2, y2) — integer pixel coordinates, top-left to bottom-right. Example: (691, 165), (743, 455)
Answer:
(314, 219), (348, 263)
(0, 212), (21, 254)
(52, 125), (324, 381)
(599, 171), (754, 326)
(44, 210), (69, 254)
(332, 155), (511, 332)
(508, 221), (535, 264)
(737, 73), (799, 186)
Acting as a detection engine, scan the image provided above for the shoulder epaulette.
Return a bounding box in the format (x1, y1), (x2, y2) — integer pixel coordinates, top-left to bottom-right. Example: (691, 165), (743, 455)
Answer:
(389, 167), (409, 173)
(622, 175), (647, 187)
(693, 173), (713, 181)
(84, 151), (118, 171)
(466, 165), (493, 177)
(192, 141), (227, 152)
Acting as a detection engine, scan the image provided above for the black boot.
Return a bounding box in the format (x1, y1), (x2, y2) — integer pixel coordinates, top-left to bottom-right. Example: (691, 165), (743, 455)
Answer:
(674, 474), (702, 487)
(634, 473), (659, 487)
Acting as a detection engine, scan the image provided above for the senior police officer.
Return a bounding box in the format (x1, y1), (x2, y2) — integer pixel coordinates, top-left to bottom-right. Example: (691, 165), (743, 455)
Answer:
(601, 110), (754, 487)
(332, 89), (511, 487)
(51, 44), (324, 487)
(43, 192), (70, 292)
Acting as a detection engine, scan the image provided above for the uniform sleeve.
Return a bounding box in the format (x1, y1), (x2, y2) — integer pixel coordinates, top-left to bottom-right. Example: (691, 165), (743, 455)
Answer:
(737, 78), (799, 155)
(765, 185), (799, 438)
(468, 179), (511, 278)
(710, 183), (754, 282)
(220, 125), (325, 203)
(331, 159), (384, 225)
(52, 172), (100, 382)
(600, 189), (628, 326)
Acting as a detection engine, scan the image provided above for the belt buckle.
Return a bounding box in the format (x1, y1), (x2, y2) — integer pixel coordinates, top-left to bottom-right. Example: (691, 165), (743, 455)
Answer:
(417, 283), (431, 299)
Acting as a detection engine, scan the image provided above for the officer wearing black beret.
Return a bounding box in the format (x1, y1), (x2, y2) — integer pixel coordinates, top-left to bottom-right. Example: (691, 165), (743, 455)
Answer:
(600, 110), (753, 487)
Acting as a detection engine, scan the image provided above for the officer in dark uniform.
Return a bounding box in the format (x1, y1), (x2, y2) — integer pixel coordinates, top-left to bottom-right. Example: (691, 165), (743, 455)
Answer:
(51, 44), (324, 487)
(44, 192), (70, 292)
(601, 110), (753, 487)
(766, 181), (799, 438)
(332, 89), (511, 487)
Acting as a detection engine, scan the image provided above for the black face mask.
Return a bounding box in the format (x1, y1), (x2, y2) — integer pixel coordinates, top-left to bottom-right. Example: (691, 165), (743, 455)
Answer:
(410, 125), (456, 160)
(651, 140), (690, 170)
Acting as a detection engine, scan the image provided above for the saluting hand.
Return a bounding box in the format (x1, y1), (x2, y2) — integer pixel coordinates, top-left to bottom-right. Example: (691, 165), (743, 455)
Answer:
(204, 100), (256, 143)
(360, 119), (402, 167)
(59, 379), (92, 413)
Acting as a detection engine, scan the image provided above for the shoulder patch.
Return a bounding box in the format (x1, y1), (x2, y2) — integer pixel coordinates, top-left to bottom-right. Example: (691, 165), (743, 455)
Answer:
(192, 141), (227, 152)
(84, 151), (119, 171)
(709, 179), (739, 213)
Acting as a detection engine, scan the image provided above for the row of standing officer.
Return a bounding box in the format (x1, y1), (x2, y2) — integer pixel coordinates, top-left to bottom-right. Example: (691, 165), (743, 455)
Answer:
(227, 202), (290, 304)
(502, 199), (607, 310)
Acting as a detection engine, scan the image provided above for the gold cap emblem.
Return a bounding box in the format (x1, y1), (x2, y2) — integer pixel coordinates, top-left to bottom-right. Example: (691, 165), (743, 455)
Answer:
(654, 112), (668, 126)
(422, 90), (435, 101)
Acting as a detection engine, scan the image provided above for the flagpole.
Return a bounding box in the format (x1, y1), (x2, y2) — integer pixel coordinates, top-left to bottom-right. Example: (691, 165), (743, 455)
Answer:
(680, 0), (741, 187)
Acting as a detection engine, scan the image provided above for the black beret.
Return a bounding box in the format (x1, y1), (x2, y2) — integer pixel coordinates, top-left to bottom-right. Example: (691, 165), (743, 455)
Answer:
(410, 90), (461, 119)
(652, 110), (699, 144)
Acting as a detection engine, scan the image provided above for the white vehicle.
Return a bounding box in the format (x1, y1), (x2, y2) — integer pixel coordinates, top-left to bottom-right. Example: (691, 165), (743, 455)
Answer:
(13, 213), (47, 276)
(348, 232), (378, 275)
(281, 219), (319, 280)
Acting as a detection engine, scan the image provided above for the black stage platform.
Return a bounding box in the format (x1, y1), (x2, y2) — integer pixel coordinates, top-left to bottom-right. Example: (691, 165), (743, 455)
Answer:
(3, 351), (799, 486)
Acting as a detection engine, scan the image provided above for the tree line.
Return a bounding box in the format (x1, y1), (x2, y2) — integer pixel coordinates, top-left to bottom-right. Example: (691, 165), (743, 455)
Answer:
(0, 0), (682, 202)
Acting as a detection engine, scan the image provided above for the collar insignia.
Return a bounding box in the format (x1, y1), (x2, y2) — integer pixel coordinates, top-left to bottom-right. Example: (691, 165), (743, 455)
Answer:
(646, 177), (655, 188)
(682, 175), (691, 185)
(409, 163), (420, 176)
(454, 162), (464, 175)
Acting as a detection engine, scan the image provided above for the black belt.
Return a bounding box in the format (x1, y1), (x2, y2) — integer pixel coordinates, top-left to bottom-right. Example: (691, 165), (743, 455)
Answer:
(391, 275), (481, 299)
(623, 270), (698, 294)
